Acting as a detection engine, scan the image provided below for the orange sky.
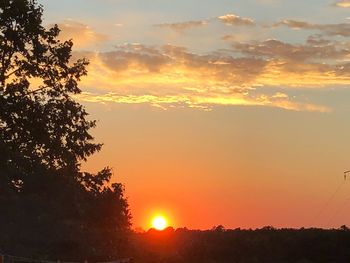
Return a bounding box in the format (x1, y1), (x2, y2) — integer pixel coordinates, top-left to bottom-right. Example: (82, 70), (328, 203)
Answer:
(82, 104), (350, 229)
(42, 0), (350, 229)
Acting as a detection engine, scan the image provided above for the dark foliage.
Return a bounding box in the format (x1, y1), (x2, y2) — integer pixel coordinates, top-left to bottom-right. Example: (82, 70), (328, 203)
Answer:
(131, 227), (350, 263)
(0, 0), (131, 261)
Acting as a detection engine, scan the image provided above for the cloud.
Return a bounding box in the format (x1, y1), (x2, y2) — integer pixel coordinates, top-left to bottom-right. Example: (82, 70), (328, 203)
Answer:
(154, 13), (254, 32)
(77, 91), (330, 112)
(274, 19), (350, 37)
(232, 38), (350, 62)
(93, 43), (268, 85)
(99, 44), (170, 72)
(228, 37), (350, 88)
(68, 41), (350, 112)
(335, 0), (350, 7)
(56, 20), (108, 48)
(154, 20), (208, 32)
(218, 14), (255, 26)
(222, 35), (237, 41)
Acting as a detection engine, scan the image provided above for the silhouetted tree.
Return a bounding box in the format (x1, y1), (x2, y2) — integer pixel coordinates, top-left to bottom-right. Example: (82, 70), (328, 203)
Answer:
(0, 0), (131, 260)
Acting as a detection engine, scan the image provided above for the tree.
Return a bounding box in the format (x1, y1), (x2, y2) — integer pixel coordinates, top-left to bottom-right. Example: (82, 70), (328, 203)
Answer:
(0, 0), (131, 260)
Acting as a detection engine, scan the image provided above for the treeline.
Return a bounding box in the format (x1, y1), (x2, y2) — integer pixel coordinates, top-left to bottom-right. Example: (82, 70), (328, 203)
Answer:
(130, 226), (350, 263)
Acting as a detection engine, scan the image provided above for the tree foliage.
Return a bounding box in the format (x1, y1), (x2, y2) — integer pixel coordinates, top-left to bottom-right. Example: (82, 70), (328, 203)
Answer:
(0, 0), (131, 260)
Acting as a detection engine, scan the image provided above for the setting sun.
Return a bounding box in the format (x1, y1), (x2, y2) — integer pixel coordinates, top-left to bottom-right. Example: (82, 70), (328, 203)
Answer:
(152, 216), (168, 231)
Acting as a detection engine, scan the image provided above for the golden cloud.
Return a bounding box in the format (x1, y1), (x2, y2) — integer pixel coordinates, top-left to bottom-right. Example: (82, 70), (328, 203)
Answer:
(68, 42), (350, 112)
(335, 0), (350, 7)
(56, 20), (108, 48)
(76, 91), (330, 112)
(218, 14), (255, 26)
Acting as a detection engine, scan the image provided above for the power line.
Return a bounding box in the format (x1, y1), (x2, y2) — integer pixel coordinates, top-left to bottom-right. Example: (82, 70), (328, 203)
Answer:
(310, 179), (345, 227)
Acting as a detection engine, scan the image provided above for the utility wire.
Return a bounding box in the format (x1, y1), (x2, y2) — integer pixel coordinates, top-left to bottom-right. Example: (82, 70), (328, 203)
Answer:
(326, 186), (350, 228)
(310, 179), (345, 227)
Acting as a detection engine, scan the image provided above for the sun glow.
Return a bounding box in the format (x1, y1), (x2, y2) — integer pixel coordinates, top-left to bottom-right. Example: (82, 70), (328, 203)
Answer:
(152, 215), (168, 230)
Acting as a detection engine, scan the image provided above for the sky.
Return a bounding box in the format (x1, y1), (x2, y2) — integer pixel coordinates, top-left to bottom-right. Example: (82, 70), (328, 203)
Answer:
(40, 0), (350, 230)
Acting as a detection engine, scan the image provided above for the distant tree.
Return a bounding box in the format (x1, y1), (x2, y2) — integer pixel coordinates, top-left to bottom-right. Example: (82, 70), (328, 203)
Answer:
(339, 225), (350, 231)
(211, 225), (226, 232)
(0, 0), (131, 260)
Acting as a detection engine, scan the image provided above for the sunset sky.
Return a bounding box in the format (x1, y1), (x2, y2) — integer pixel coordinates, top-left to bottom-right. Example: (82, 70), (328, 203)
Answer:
(41, 0), (350, 230)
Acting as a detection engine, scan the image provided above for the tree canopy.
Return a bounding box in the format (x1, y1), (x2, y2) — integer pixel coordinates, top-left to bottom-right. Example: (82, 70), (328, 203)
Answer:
(0, 0), (131, 260)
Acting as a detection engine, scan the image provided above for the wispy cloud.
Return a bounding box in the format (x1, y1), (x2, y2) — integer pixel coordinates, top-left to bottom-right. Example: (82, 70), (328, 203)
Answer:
(232, 38), (350, 61)
(154, 20), (208, 32)
(77, 91), (330, 112)
(154, 13), (255, 33)
(274, 19), (350, 37)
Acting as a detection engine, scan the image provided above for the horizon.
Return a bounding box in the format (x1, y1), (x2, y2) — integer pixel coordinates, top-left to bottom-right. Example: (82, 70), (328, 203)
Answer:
(39, 0), (350, 230)
(140, 225), (350, 232)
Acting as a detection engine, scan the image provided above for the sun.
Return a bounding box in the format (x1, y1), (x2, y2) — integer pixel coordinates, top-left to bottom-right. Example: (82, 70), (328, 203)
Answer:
(152, 215), (168, 231)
